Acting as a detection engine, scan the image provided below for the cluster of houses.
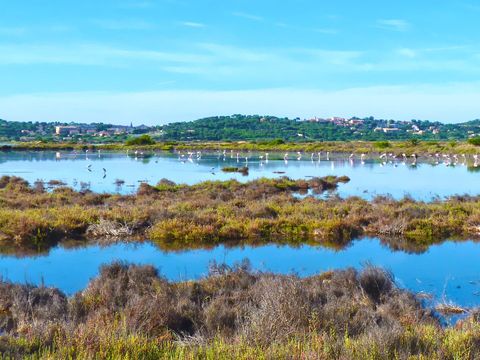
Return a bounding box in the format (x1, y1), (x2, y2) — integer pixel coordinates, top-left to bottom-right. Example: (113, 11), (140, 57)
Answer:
(373, 123), (440, 135)
(305, 117), (365, 127)
(54, 124), (151, 138)
(303, 116), (443, 136)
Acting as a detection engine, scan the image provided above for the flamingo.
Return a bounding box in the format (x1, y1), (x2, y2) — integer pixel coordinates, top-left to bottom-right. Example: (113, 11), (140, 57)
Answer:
(411, 154), (418, 165)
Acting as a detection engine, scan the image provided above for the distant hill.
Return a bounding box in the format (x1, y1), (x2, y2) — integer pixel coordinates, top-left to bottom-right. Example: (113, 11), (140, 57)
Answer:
(459, 119), (480, 127)
(1, 115), (480, 142)
(159, 115), (480, 142)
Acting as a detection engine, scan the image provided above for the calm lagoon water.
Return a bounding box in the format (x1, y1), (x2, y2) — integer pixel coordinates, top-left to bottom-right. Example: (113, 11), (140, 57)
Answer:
(1, 238), (480, 309)
(1, 150), (480, 312)
(0, 150), (479, 200)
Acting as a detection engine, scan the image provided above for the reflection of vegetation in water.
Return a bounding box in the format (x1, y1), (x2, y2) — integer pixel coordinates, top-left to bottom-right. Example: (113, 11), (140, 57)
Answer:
(1, 261), (479, 359)
(0, 238), (91, 258)
(467, 166), (480, 173)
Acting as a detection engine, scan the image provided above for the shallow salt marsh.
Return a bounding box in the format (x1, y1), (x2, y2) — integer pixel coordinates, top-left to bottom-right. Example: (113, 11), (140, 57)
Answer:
(1, 150), (480, 199)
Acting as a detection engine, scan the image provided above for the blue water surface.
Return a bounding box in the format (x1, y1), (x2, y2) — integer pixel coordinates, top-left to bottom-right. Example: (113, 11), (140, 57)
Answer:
(0, 150), (479, 200)
(1, 238), (479, 310)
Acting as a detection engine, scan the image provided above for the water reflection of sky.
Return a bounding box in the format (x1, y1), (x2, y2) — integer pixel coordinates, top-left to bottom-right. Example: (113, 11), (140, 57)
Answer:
(0, 151), (479, 200)
(1, 238), (480, 310)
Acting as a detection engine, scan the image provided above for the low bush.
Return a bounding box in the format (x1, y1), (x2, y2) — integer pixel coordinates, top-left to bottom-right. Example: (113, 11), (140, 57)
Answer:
(468, 137), (480, 146)
(125, 135), (156, 146)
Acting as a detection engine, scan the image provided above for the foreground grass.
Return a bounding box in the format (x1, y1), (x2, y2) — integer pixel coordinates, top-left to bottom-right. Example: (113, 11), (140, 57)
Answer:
(6, 139), (480, 156)
(0, 175), (480, 255)
(2, 262), (480, 359)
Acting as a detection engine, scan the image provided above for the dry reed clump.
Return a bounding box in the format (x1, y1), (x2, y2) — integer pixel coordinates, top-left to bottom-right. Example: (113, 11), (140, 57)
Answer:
(0, 176), (30, 192)
(3, 262), (480, 358)
(359, 266), (394, 304)
(86, 219), (133, 239)
(0, 281), (67, 338)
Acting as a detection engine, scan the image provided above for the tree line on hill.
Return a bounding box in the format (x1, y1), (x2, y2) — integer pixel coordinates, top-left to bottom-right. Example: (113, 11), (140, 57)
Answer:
(2, 115), (480, 143)
(159, 115), (480, 142)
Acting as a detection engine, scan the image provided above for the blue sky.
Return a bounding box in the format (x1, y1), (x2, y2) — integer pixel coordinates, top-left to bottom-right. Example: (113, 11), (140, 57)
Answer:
(0, 0), (479, 124)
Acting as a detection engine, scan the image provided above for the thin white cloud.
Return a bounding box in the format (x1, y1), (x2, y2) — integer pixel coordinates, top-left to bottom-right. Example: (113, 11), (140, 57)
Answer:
(198, 43), (272, 62)
(377, 19), (411, 32)
(179, 21), (206, 28)
(232, 12), (264, 22)
(297, 49), (362, 65)
(92, 19), (155, 30)
(396, 48), (417, 58)
(2, 83), (480, 124)
(1, 41), (478, 81)
(0, 43), (210, 65)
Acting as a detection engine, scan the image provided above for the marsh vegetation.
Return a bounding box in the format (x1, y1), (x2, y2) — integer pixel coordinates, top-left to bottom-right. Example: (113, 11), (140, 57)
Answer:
(0, 175), (479, 255)
(2, 262), (480, 359)
(0, 166), (480, 358)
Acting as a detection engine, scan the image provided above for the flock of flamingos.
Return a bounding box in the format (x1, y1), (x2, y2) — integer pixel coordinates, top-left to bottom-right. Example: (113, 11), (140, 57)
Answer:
(52, 149), (480, 177)
(173, 149), (480, 168)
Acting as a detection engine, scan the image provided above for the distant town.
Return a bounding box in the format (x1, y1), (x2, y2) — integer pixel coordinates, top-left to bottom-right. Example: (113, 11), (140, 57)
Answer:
(1, 114), (480, 143)
(299, 116), (440, 136)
